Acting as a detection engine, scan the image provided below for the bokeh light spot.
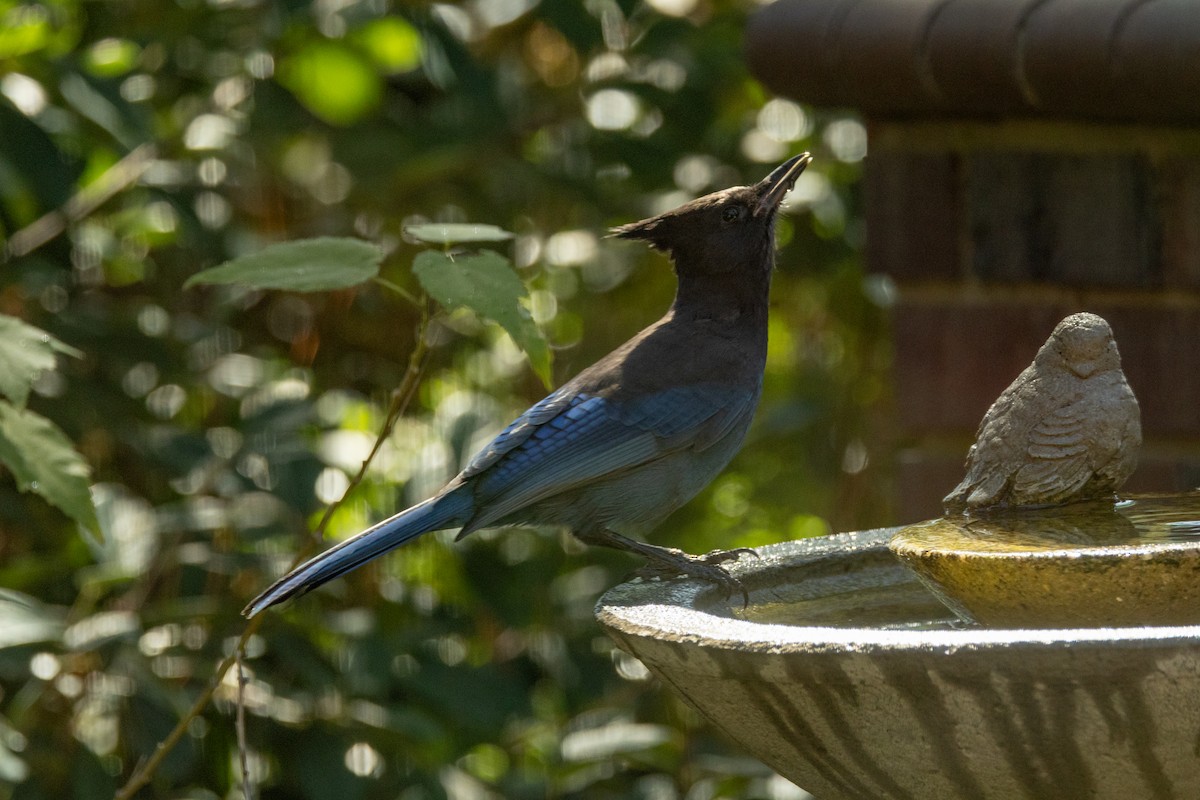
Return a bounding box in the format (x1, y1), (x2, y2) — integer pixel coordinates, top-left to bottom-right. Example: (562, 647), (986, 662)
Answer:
(586, 88), (639, 131)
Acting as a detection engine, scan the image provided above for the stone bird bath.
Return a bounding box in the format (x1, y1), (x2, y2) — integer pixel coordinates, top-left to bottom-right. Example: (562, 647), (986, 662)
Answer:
(596, 527), (1200, 800)
(597, 314), (1200, 799)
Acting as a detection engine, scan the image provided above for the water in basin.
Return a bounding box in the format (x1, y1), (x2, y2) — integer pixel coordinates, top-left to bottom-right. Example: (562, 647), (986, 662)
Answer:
(730, 550), (961, 630)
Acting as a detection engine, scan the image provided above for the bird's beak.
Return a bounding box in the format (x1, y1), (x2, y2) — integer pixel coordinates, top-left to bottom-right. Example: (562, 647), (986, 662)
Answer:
(755, 153), (812, 215)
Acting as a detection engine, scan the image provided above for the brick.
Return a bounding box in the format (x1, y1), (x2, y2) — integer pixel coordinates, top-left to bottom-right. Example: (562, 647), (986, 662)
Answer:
(894, 300), (1200, 438)
(865, 151), (961, 281)
(892, 301), (1067, 434)
(744, 0), (854, 108)
(1159, 156), (1200, 289)
(1116, 2), (1200, 120)
(834, 0), (948, 110)
(895, 448), (967, 523)
(924, 0), (1043, 116)
(967, 153), (1160, 286)
(1087, 305), (1200, 437)
(1020, 0), (1135, 118)
(1123, 448), (1200, 494)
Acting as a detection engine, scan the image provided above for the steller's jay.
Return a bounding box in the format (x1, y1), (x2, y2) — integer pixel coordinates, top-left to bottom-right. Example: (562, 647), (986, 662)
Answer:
(245, 153), (811, 617)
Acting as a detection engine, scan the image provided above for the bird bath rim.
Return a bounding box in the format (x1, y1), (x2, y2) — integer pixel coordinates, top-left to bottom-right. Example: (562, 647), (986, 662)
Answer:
(597, 527), (1200, 799)
(596, 528), (1200, 652)
(887, 492), (1200, 627)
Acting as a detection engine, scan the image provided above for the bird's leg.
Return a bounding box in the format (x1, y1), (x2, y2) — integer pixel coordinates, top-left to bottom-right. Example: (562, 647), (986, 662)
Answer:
(575, 527), (754, 604)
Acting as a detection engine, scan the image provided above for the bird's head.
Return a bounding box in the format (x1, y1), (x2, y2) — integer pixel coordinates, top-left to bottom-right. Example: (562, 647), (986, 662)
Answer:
(610, 154), (811, 277)
(1038, 312), (1122, 378)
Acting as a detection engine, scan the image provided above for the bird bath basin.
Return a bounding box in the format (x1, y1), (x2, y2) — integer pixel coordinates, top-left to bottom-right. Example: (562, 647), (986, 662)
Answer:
(890, 492), (1200, 628)
(596, 527), (1200, 800)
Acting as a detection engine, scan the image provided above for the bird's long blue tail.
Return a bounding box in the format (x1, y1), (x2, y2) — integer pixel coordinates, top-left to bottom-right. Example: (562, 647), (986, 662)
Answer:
(243, 489), (471, 617)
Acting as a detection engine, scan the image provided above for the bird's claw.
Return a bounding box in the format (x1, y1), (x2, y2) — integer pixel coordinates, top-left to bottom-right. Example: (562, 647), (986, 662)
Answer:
(632, 547), (754, 608)
(699, 546), (759, 564)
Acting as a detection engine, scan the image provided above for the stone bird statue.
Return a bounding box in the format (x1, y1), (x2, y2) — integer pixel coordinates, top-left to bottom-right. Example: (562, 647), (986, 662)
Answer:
(245, 153), (812, 616)
(943, 312), (1141, 514)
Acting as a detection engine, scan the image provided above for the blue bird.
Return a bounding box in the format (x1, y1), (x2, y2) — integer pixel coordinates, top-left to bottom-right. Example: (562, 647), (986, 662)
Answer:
(245, 153), (811, 617)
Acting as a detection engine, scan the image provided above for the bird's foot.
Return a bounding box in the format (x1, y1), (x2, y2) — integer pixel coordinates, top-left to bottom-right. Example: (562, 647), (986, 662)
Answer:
(574, 528), (756, 606)
(632, 547), (756, 607)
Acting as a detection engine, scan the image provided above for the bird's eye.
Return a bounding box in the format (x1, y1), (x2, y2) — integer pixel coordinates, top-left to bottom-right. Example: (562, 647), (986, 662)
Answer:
(722, 205), (744, 223)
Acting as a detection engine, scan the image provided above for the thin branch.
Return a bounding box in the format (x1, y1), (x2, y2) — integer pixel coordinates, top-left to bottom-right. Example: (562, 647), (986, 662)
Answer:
(4, 143), (157, 261)
(236, 651), (254, 800)
(309, 297), (431, 542)
(115, 614), (264, 800)
(372, 276), (423, 307)
(114, 302), (432, 800)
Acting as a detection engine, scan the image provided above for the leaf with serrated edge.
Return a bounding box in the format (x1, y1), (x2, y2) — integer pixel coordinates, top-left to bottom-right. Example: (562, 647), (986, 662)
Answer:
(185, 237), (383, 292)
(0, 315), (82, 408)
(414, 250), (552, 387)
(0, 402), (101, 540)
(405, 223), (515, 245)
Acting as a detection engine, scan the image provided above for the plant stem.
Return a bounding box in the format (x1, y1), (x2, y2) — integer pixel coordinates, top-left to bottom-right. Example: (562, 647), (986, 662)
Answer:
(114, 301), (432, 800)
(373, 276), (422, 307)
(236, 650), (254, 800)
(114, 614), (265, 800)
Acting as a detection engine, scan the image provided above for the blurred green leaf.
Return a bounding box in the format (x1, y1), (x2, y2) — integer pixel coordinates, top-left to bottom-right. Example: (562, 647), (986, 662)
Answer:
(292, 729), (368, 800)
(405, 223), (515, 245)
(0, 314), (82, 408)
(83, 37), (139, 77)
(0, 5), (52, 59)
(59, 71), (149, 148)
(0, 589), (64, 649)
(0, 101), (82, 212)
(280, 42), (382, 126)
(185, 237), (383, 292)
(68, 746), (117, 800)
(414, 250), (552, 387)
(356, 17), (423, 74)
(0, 722), (28, 783)
(561, 721), (675, 762)
(0, 402), (100, 539)
(62, 609), (138, 651)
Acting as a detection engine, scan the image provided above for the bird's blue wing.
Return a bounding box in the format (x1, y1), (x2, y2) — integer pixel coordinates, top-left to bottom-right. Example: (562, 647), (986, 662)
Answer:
(614, 383), (758, 450)
(459, 384), (756, 531)
(460, 388), (580, 479)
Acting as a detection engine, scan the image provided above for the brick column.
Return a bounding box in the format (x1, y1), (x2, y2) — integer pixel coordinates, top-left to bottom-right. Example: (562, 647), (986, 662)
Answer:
(868, 120), (1200, 522)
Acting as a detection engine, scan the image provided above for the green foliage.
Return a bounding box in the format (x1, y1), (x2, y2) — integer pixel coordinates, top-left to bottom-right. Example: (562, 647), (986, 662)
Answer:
(0, 1), (889, 799)
(185, 237), (384, 292)
(0, 315), (98, 538)
(0, 404), (100, 538)
(0, 315), (81, 407)
(186, 230), (553, 386)
(413, 249), (552, 388)
(404, 223), (516, 245)
(280, 42), (385, 126)
(0, 591), (64, 649)
(354, 18), (424, 75)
